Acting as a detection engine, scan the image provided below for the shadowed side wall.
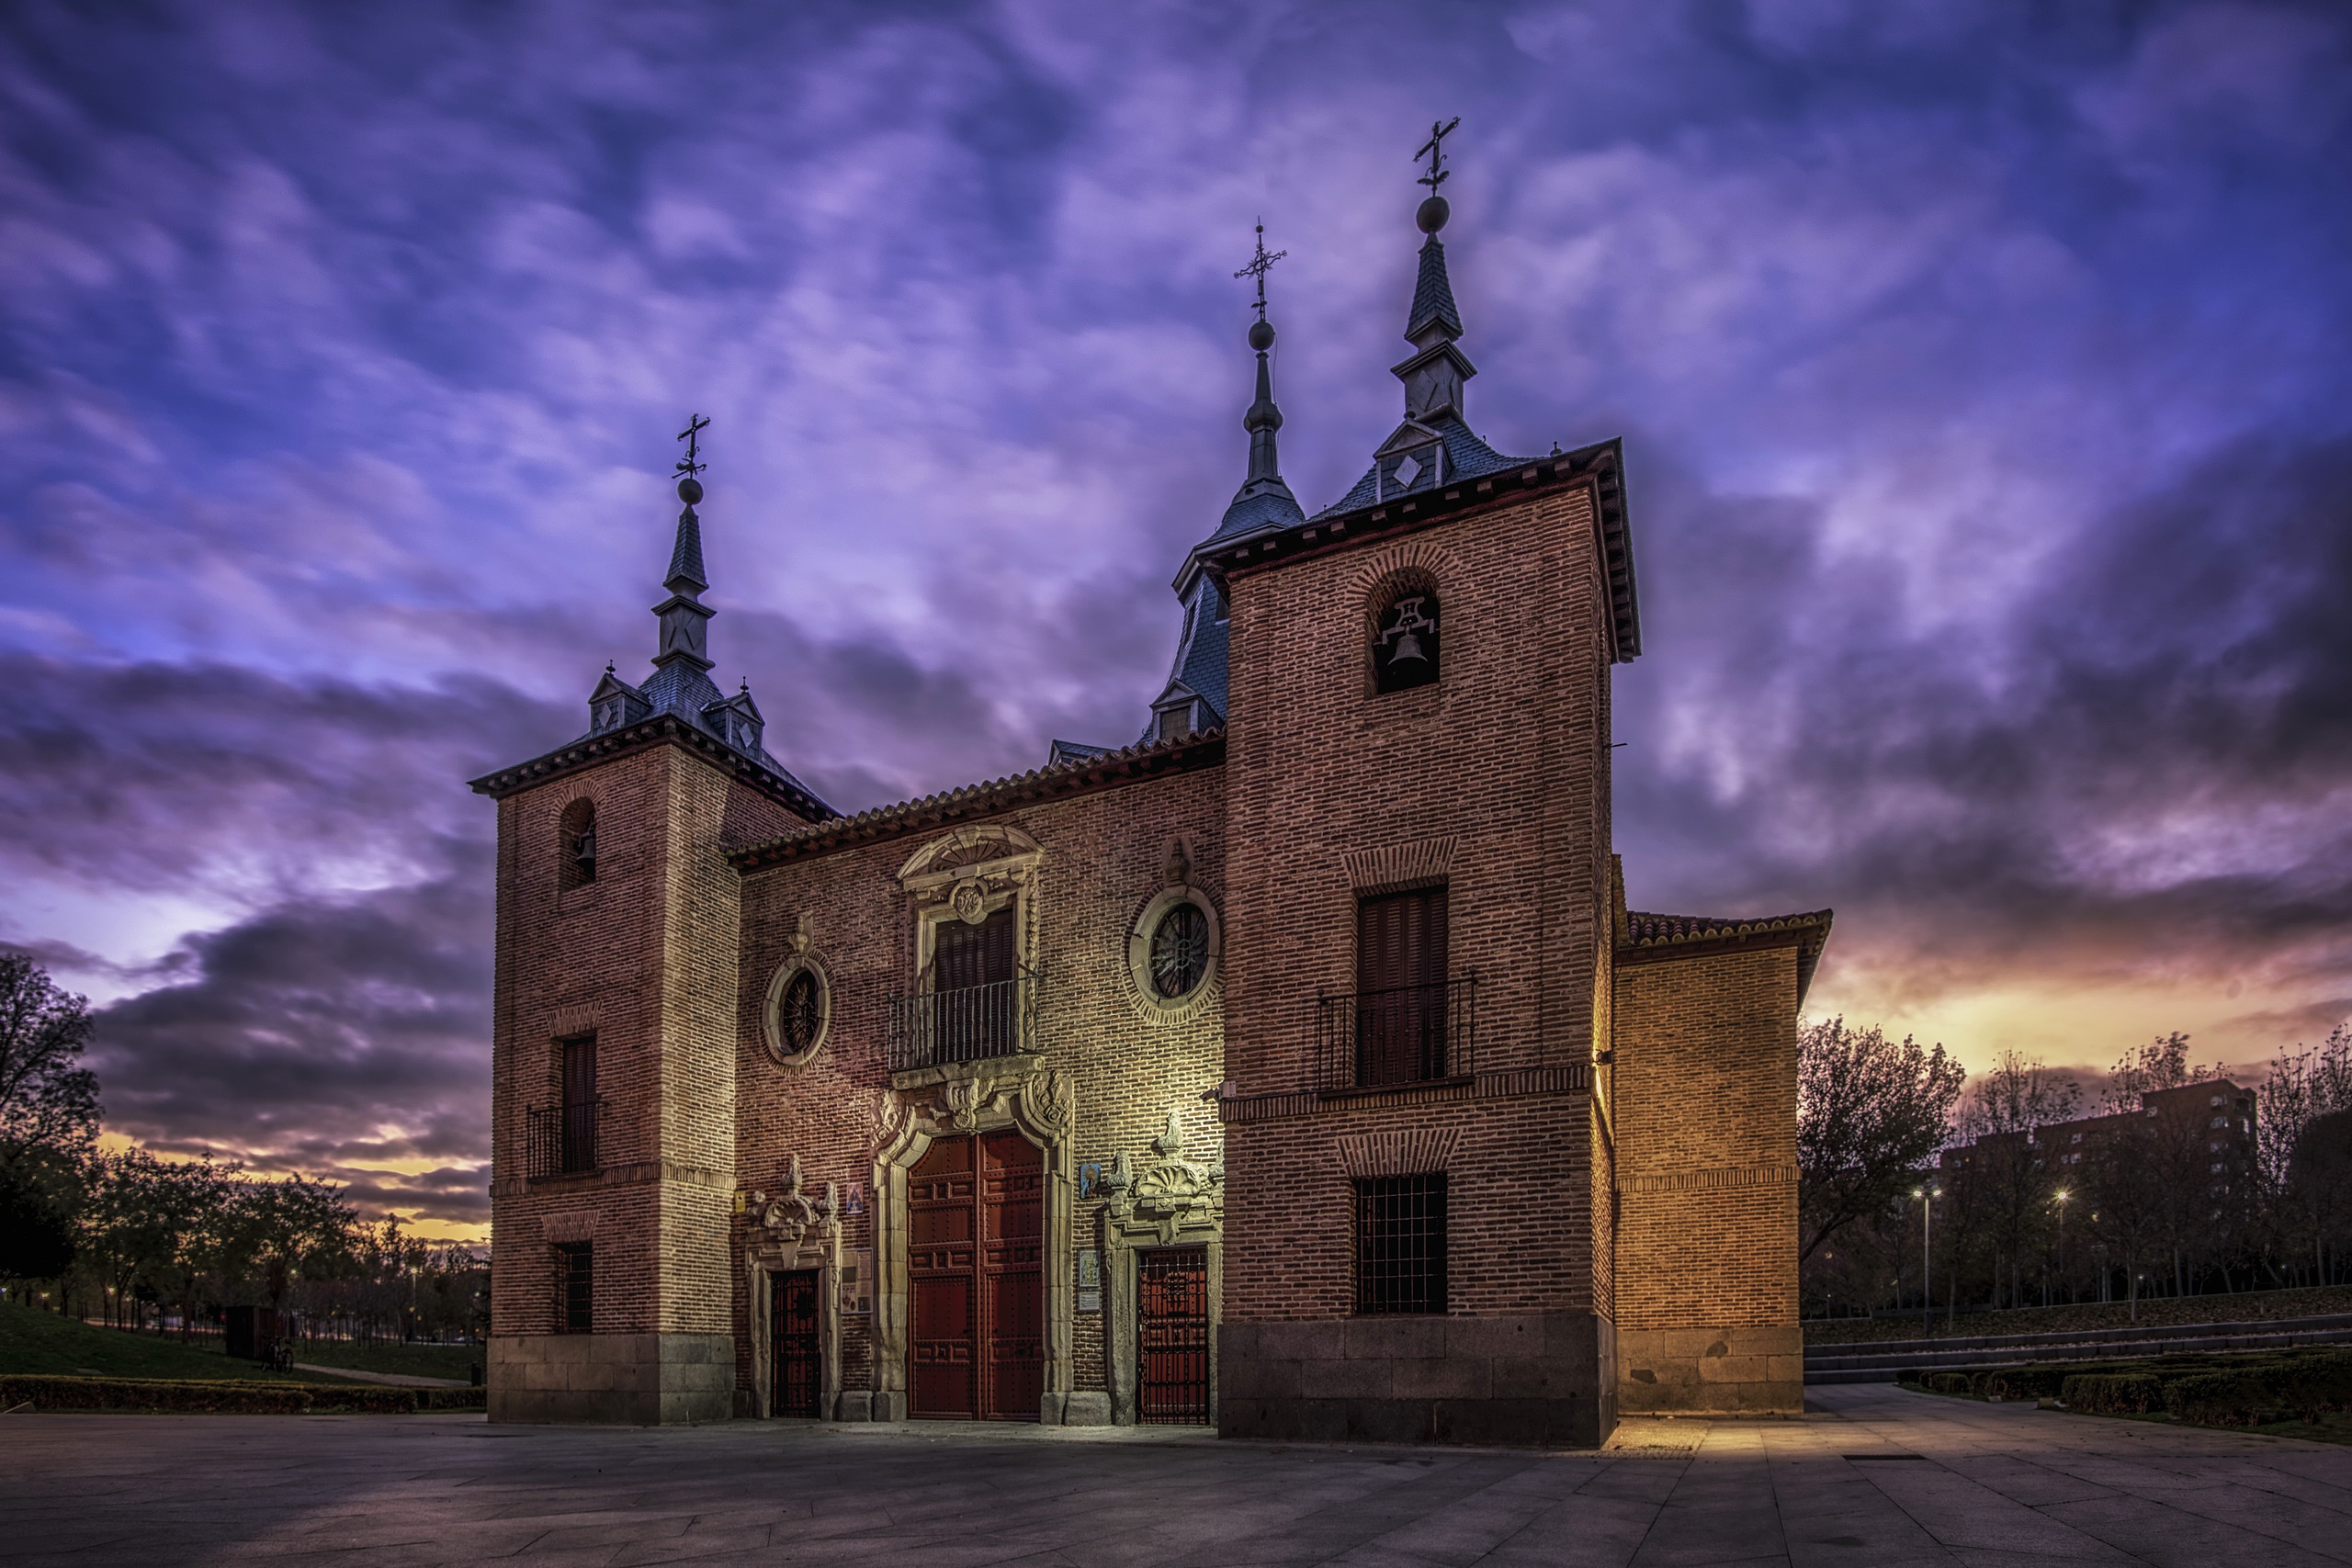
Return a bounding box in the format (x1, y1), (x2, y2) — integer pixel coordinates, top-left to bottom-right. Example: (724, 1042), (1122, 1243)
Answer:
(1611, 942), (1802, 1415)
(488, 741), (807, 1424)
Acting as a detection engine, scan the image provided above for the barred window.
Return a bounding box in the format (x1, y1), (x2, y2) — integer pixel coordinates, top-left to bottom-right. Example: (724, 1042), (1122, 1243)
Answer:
(1354, 1174), (1446, 1314)
(554, 1242), (594, 1333)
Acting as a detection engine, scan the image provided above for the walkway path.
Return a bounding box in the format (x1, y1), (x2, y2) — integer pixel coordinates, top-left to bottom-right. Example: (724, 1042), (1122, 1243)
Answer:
(5, 1382), (2349, 1564)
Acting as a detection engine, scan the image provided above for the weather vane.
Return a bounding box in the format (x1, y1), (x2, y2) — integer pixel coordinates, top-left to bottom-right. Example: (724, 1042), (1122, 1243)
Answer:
(1416, 116), (1460, 193)
(1233, 220), (1287, 322)
(674, 412), (709, 480)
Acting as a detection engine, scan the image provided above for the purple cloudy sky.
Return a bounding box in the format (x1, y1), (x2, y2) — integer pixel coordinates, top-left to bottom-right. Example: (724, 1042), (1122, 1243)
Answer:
(3, 2), (2346, 1238)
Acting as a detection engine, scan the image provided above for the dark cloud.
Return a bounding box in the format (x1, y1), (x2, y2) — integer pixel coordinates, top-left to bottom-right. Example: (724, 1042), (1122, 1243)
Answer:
(87, 868), (491, 1226)
(2, 0), (2349, 1196)
(1617, 427), (2352, 976)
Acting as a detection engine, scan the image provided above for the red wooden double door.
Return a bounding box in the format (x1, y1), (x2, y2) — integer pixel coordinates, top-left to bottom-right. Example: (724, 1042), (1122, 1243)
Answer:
(910, 1131), (1044, 1420)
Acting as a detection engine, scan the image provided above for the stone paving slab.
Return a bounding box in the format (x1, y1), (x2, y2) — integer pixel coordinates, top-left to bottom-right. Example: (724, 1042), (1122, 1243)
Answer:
(6, 1384), (2352, 1565)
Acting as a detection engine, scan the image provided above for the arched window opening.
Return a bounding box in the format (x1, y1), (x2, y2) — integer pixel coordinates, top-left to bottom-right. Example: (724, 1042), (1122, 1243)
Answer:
(1374, 589), (1442, 694)
(559, 800), (597, 889)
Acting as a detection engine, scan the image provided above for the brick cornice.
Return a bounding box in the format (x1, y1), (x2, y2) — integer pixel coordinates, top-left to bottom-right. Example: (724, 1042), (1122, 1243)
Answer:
(466, 715), (839, 822)
(731, 728), (1226, 873)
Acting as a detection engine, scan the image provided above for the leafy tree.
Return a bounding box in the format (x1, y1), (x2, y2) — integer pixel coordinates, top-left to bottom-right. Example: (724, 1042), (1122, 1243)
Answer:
(0, 1159), (76, 1279)
(0, 953), (99, 1161)
(1797, 1017), (1965, 1262)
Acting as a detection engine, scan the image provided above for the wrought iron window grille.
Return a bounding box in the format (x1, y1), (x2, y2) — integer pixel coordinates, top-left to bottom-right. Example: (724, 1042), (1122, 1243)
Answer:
(1313, 974), (1476, 1092)
(1354, 1174), (1447, 1315)
(886, 969), (1042, 1072)
(526, 1097), (605, 1179)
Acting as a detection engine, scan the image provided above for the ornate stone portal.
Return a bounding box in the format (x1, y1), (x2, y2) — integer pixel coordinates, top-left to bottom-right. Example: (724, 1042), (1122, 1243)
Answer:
(741, 1155), (840, 1420)
(865, 1066), (1082, 1423)
(1102, 1106), (1224, 1426)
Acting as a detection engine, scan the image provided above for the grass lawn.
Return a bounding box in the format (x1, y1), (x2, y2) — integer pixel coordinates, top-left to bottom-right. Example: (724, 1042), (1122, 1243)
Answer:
(0, 1301), (337, 1382)
(288, 1339), (481, 1382)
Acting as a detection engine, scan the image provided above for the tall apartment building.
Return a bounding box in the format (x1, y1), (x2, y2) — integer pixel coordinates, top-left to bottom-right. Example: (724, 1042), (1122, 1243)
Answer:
(470, 169), (1829, 1442)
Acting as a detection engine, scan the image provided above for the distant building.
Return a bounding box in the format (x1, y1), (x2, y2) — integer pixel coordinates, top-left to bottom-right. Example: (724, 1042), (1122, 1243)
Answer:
(468, 172), (1830, 1440)
(1942, 1078), (2257, 1210)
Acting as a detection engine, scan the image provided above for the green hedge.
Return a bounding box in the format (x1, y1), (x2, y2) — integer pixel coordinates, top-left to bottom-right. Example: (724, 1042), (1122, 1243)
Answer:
(0, 1375), (486, 1415)
(2165, 1354), (2352, 1427)
(2060, 1372), (2165, 1415)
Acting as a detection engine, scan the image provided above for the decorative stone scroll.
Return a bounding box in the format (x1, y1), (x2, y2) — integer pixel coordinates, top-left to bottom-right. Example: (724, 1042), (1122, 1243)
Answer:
(743, 1155), (838, 1249)
(1100, 1105), (1226, 1426)
(1104, 1108), (1224, 1247)
(741, 1153), (844, 1421)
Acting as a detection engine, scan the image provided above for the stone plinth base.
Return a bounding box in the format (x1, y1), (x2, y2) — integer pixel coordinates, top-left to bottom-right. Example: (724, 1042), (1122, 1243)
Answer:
(489, 1333), (735, 1425)
(1218, 1314), (1613, 1447)
(1616, 1325), (1802, 1415)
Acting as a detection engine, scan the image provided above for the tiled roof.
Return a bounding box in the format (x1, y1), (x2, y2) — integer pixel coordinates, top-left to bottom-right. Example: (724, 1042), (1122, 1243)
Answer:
(1620, 906), (1836, 1003)
(1622, 908), (1833, 947)
(733, 728), (1225, 870)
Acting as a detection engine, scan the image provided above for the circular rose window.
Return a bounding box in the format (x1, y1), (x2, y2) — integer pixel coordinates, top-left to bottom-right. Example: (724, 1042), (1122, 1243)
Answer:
(1148, 902), (1210, 998)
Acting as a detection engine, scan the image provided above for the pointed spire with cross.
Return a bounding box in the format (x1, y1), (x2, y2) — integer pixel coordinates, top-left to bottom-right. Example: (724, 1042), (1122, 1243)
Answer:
(652, 413), (714, 671)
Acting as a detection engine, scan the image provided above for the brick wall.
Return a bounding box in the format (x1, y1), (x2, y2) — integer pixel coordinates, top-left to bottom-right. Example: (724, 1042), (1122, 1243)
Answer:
(1214, 481), (1617, 1442)
(1611, 942), (1803, 1413)
(730, 764), (1229, 1406)
(486, 737), (808, 1420)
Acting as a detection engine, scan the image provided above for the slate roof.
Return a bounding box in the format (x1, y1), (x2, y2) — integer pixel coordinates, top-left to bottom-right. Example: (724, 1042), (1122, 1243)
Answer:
(1210, 482), (1306, 544)
(1406, 235), (1463, 342)
(665, 505), (707, 591)
(1309, 418), (1534, 522)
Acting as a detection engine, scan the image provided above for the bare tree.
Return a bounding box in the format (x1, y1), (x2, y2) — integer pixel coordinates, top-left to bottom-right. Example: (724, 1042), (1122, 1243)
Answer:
(1951, 1052), (2080, 1310)
(1798, 1018), (1965, 1264)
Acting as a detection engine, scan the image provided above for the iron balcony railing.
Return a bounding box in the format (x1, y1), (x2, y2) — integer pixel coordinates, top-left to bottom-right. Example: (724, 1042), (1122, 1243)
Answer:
(887, 974), (1039, 1073)
(1315, 975), (1477, 1092)
(526, 1098), (604, 1179)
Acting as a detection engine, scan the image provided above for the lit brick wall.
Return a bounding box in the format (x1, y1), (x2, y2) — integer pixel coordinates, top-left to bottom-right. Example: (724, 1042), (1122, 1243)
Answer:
(730, 765), (1228, 1401)
(1611, 942), (1803, 1413)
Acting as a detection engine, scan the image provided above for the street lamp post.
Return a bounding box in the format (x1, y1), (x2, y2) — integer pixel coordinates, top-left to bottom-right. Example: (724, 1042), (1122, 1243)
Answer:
(2054, 1190), (2071, 1304)
(1913, 1186), (1941, 1335)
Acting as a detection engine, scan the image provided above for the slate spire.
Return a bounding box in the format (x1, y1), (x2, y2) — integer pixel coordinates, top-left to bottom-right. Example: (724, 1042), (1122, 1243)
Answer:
(651, 414), (715, 671)
(1394, 118), (1476, 425)
(1210, 223), (1306, 546)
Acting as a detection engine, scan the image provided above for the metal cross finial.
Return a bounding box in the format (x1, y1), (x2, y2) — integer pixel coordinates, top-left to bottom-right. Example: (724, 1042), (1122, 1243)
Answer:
(1233, 220), (1287, 322)
(674, 412), (709, 479)
(1416, 116), (1461, 192)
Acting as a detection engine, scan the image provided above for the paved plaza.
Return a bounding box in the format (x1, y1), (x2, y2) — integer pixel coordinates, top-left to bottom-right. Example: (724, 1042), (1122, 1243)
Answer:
(8, 1382), (2352, 1565)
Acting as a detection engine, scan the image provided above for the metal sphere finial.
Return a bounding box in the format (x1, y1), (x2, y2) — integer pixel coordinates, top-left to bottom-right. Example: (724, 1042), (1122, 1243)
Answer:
(1248, 318), (1275, 352)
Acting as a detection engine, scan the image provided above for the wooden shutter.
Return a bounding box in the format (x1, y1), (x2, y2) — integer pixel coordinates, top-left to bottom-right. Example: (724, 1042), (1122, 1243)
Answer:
(1357, 887), (1447, 994)
(935, 906), (1017, 990)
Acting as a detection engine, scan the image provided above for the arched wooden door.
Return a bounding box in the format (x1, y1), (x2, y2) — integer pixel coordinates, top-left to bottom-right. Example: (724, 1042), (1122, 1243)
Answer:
(910, 1130), (1044, 1420)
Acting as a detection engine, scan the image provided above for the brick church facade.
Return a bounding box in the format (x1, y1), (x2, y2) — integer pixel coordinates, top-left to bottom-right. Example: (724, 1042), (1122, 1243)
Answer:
(471, 184), (1830, 1444)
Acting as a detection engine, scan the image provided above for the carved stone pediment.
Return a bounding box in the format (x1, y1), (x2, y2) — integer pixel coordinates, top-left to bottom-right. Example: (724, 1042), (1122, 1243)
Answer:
(876, 1066), (1073, 1159)
(1105, 1108), (1223, 1245)
(743, 1155), (837, 1259)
